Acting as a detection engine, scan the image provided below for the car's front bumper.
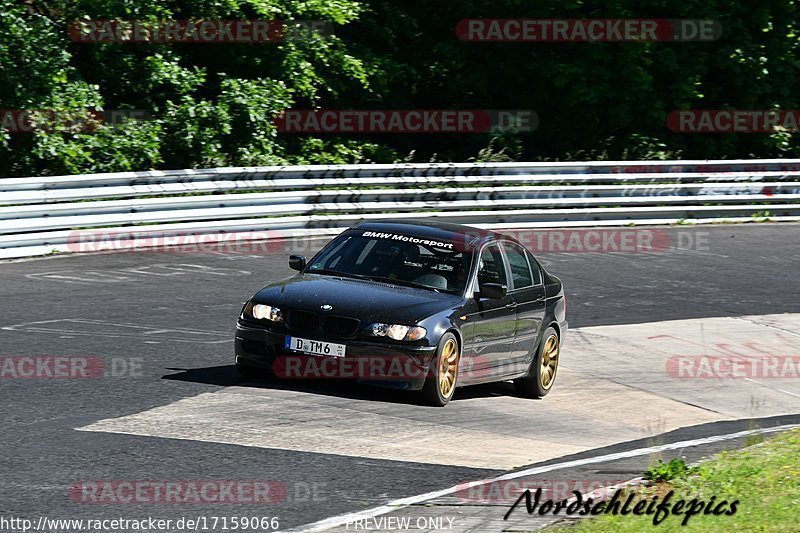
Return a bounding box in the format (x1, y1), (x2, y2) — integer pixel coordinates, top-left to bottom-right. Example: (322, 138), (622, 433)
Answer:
(234, 321), (437, 390)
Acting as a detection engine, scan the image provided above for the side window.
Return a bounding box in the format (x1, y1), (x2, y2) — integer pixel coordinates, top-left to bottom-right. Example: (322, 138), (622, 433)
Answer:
(502, 243), (533, 289)
(525, 250), (543, 285)
(477, 245), (507, 287)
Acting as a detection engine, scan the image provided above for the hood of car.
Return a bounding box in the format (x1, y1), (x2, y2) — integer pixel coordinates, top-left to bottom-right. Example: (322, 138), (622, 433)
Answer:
(252, 273), (462, 324)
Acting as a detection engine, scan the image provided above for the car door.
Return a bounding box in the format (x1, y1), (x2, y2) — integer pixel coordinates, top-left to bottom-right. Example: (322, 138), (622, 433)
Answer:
(501, 242), (546, 373)
(462, 243), (518, 377)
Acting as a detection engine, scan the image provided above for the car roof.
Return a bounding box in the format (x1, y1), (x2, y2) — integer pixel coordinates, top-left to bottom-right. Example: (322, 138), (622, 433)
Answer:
(350, 219), (504, 248)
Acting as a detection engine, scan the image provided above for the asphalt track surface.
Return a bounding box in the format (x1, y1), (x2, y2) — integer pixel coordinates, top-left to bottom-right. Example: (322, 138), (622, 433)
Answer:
(0, 223), (799, 531)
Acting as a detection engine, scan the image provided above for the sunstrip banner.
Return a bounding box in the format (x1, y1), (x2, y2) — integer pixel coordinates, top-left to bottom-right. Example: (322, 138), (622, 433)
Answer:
(361, 231), (455, 250)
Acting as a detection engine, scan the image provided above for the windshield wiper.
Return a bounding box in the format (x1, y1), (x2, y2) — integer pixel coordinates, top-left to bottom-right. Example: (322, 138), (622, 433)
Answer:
(307, 269), (373, 281)
(365, 276), (442, 293)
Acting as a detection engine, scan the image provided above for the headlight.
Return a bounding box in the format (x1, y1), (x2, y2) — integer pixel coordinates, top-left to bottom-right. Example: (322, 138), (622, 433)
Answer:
(248, 302), (283, 322)
(369, 323), (426, 341)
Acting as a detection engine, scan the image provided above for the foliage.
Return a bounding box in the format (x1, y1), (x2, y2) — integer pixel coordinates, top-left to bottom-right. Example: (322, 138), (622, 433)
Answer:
(569, 429), (800, 532)
(2, 0), (800, 177)
(643, 458), (691, 482)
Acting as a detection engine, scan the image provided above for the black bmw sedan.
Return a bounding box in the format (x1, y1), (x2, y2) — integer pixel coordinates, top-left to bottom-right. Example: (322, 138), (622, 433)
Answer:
(235, 220), (567, 406)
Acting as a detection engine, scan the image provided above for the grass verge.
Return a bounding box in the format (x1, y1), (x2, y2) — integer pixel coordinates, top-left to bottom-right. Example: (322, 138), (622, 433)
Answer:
(559, 429), (800, 532)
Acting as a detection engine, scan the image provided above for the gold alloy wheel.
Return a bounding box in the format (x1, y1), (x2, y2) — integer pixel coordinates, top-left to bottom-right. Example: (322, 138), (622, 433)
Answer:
(539, 334), (559, 390)
(438, 338), (459, 398)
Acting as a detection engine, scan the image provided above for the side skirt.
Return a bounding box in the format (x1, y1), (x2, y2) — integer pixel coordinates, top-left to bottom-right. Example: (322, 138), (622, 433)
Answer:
(456, 370), (529, 387)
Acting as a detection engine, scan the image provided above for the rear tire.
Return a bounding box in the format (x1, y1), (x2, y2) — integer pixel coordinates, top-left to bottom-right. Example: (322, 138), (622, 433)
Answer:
(515, 327), (560, 398)
(421, 333), (460, 407)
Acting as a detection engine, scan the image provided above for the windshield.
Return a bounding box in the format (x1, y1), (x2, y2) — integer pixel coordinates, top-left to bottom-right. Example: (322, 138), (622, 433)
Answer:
(305, 232), (473, 294)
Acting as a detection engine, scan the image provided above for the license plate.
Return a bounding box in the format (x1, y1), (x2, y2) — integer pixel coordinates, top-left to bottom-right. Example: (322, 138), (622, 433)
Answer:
(284, 336), (346, 357)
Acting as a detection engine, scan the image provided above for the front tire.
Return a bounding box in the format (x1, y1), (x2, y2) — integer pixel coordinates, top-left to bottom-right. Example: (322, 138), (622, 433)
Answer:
(421, 333), (460, 406)
(515, 327), (560, 398)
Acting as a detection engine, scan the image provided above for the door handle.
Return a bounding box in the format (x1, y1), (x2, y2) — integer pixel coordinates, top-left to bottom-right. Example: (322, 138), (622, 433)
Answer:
(506, 301), (518, 309)
(534, 294), (545, 303)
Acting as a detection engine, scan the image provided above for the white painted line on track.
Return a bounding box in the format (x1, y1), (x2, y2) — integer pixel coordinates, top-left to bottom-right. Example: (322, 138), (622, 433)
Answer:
(1, 318), (230, 344)
(284, 423), (800, 533)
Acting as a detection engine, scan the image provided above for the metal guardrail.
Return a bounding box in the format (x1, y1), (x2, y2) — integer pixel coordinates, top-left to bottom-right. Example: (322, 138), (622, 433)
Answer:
(2, 159), (800, 259)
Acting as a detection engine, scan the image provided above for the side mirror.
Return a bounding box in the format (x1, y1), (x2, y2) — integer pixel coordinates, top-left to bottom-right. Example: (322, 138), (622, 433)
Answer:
(478, 283), (507, 300)
(289, 255), (306, 271)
